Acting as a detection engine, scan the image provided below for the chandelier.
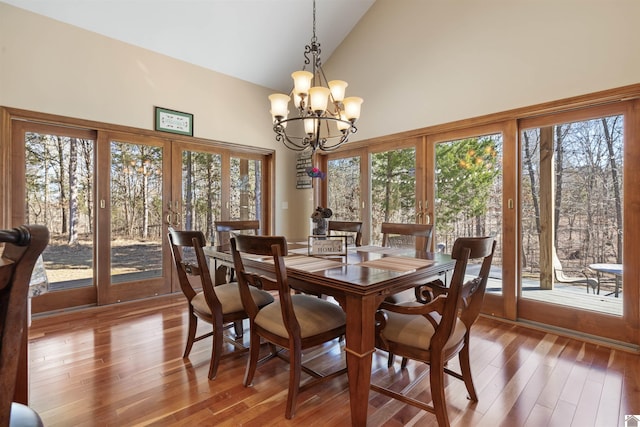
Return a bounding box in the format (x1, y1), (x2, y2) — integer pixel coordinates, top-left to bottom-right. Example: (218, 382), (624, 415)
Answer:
(268, 0), (363, 153)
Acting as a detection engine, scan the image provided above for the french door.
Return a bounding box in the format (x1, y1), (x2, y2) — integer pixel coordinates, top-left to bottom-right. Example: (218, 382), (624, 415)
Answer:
(427, 122), (516, 318)
(97, 132), (172, 304)
(517, 102), (637, 343)
(324, 138), (424, 246)
(323, 125), (515, 317)
(12, 119), (271, 313)
(171, 142), (266, 242)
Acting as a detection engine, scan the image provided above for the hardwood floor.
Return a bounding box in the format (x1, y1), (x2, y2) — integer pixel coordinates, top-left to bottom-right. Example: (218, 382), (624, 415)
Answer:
(27, 294), (640, 426)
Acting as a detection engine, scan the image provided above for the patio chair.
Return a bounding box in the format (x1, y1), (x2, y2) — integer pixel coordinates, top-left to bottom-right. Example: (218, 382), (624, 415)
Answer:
(553, 249), (598, 294)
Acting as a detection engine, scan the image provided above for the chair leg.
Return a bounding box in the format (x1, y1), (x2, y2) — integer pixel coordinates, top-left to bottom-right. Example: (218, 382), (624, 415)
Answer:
(244, 330), (262, 386)
(458, 341), (478, 401)
(233, 319), (244, 338)
(285, 346), (302, 419)
(400, 357), (409, 369)
(208, 323), (224, 380)
(430, 354), (450, 427)
(387, 352), (395, 368)
(183, 310), (198, 358)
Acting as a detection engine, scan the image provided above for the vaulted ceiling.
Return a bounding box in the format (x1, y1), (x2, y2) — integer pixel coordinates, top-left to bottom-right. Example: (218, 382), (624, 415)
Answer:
(1, 0), (376, 93)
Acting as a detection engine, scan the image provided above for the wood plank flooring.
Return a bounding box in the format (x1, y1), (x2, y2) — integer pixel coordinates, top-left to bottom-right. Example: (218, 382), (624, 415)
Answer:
(27, 294), (640, 426)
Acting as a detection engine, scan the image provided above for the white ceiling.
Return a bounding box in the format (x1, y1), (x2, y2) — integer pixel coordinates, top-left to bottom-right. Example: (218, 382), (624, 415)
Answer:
(1, 0), (376, 93)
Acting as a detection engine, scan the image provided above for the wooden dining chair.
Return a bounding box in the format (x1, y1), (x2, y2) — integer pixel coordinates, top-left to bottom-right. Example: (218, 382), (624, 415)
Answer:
(328, 220), (363, 247)
(381, 222), (436, 307)
(214, 220), (260, 246)
(381, 222), (433, 251)
(372, 236), (496, 427)
(0, 225), (49, 427)
(231, 234), (347, 419)
(167, 229), (274, 380)
(214, 220), (261, 284)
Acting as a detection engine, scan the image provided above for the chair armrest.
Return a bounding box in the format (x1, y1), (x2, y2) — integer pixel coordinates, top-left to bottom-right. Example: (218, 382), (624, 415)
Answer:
(378, 296), (446, 316)
(415, 279), (448, 303)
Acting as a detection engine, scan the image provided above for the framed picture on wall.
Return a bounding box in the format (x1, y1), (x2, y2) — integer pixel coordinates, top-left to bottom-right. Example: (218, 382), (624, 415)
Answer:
(154, 107), (193, 136)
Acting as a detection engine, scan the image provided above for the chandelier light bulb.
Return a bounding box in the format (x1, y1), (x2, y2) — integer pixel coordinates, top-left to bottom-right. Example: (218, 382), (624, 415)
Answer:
(336, 113), (350, 131)
(343, 97), (363, 121)
(304, 118), (317, 135)
(328, 80), (348, 102)
(309, 86), (331, 114)
(292, 71), (313, 96)
(269, 93), (291, 119)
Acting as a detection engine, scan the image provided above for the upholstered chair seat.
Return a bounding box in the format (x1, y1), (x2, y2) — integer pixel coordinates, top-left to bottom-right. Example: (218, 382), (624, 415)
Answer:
(255, 294), (346, 339)
(190, 283), (274, 316)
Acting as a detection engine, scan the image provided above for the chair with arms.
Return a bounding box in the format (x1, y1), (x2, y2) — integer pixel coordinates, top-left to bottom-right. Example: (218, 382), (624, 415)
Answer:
(231, 234), (347, 419)
(328, 220), (363, 247)
(167, 229), (274, 380)
(381, 222), (436, 304)
(372, 236), (496, 427)
(0, 225), (49, 427)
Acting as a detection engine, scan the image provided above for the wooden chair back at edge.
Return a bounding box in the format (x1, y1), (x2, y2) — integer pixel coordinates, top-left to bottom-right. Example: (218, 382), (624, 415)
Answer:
(214, 220), (260, 246)
(328, 220), (363, 247)
(0, 225), (49, 427)
(380, 222), (433, 252)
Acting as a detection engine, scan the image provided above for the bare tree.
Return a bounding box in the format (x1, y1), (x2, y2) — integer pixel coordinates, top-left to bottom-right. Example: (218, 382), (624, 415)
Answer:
(68, 138), (78, 244)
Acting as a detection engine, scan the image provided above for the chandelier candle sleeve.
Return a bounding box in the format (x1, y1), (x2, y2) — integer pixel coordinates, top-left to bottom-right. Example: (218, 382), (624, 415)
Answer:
(268, 0), (363, 153)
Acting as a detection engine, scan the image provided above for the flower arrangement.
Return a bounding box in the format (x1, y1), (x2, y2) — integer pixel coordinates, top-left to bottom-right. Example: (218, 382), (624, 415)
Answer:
(310, 206), (333, 235)
(306, 166), (326, 179)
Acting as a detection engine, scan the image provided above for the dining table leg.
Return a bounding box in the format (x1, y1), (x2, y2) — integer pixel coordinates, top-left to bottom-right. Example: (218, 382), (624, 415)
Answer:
(343, 293), (379, 426)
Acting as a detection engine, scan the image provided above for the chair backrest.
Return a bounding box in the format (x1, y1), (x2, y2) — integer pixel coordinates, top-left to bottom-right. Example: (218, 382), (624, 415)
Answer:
(214, 220), (260, 246)
(168, 229), (220, 310)
(0, 225), (49, 425)
(551, 247), (570, 281)
(328, 221), (363, 247)
(230, 234), (291, 323)
(448, 236), (496, 329)
(380, 222), (433, 251)
(425, 236), (495, 353)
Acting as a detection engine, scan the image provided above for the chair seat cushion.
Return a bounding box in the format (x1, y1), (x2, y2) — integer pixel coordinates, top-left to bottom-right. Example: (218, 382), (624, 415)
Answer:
(191, 282), (274, 315)
(255, 294), (346, 339)
(380, 308), (467, 354)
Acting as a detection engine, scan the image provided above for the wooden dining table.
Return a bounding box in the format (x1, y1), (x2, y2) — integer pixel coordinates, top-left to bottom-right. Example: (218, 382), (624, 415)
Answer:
(204, 241), (455, 426)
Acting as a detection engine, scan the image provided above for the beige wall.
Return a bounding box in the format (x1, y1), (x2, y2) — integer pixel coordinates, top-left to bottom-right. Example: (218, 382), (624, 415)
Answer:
(0, 2), (308, 238)
(2, 1), (639, 238)
(325, 0), (640, 141)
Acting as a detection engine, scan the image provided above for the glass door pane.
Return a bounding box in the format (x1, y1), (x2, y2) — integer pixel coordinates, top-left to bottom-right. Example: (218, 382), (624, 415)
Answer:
(370, 147), (416, 245)
(25, 132), (95, 291)
(328, 155), (361, 221)
(434, 134), (503, 294)
(181, 150), (222, 243)
(520, 115), (623, 316)
(110, 140), (164, 284)
(230, 156), (262, 222)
